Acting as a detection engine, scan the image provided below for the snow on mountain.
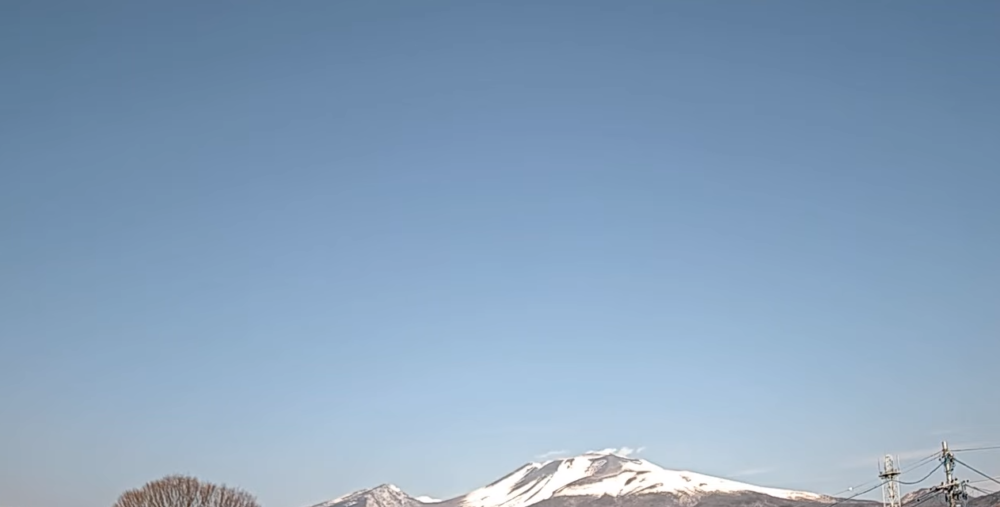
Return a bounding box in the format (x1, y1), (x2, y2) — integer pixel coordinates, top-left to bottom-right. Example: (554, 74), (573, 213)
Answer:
(310, 451), (833, 507)
(310, 484), (422, 507)
(455, 451), (829, 507)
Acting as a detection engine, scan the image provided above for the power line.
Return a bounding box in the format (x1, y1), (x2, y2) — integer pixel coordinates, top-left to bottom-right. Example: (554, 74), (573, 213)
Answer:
(831, 478), (885, 498)
(954, 457), (1000, 488)
(970, 476), (1000, 485)
(828, 451), (941, 499)
(952, 445), (1000, 453)
(906, 490), (944, 507)
(966, 484), (993, 496)
(828, 481), (888, 507)
(901, 453), (944, 474)
(900, 463), (944, 485)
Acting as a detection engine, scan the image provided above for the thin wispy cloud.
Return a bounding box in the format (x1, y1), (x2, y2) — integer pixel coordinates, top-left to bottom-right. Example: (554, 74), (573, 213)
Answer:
(729, 467), (776, 478)
(588, 446), (646, 457)
(536, 449), (569, 459)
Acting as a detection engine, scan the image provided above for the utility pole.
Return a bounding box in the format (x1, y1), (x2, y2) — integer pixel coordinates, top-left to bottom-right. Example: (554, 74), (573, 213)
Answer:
(880, 455), (902, 507)
(934, 441), (968, 507)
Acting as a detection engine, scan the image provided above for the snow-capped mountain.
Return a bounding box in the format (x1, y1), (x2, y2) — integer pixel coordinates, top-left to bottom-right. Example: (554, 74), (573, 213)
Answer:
(311, 451), (836, 507)
(446, 451), (829, 507)
(309, 484), (432, 507)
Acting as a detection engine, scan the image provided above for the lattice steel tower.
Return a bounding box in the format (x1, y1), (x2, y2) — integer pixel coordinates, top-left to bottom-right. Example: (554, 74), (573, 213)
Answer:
(879, 454), (901, 507)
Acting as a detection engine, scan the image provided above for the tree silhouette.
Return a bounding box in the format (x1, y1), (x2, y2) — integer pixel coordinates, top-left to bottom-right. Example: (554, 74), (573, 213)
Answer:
(113, 475), (260, 507)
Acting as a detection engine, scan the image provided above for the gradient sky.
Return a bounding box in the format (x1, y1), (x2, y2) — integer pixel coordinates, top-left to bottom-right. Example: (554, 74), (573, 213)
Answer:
(2, 2), (999, 507)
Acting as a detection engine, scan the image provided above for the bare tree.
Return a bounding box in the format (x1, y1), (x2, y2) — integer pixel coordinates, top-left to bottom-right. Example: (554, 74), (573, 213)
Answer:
(113, 475), (260, 507)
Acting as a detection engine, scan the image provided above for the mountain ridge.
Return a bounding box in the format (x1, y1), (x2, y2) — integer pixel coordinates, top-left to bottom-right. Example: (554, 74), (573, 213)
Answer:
(309, 451), (837, 507)
(899, 487), (1000, 507)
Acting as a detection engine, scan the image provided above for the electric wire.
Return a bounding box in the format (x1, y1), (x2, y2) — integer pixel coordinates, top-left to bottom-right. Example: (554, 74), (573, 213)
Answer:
(830, 478), (884, 499)
(906, 491), (945, 507)
(826, 481), (888, 507)
(823, 449), (994, 507)
(970, 476), (1000, 484)
(952, 445), (1000, 453)
(839, 482), (887, 504)
(828, 451), (941, 500)
(966, 484), (993, 496)
(954, 457), (1000, 488)
(899, 462), (944, 485)
(901, 452), (944, 473)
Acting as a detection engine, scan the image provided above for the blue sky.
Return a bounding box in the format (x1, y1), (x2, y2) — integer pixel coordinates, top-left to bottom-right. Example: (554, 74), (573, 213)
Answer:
(2, 1), (999, 507)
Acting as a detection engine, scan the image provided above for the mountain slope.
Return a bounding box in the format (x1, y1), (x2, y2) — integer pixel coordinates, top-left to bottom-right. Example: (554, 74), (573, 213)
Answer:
(310, 484), (430, 507)
(970, 491), (1000, 507)
(445, 452), (830, 507)
(901, 488), (1000, 507)
(313, 451), (840, 507)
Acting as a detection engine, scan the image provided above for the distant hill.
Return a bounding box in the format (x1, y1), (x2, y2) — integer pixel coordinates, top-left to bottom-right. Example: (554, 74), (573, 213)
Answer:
(901, 487), (1000, 507)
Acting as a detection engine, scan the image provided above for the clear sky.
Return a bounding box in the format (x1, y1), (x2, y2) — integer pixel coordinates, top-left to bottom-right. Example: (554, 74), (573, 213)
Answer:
(2, 2), (998, 507)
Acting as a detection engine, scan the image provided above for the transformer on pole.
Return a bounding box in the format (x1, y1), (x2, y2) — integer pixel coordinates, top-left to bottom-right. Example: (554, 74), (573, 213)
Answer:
(935, 441), (968, 507)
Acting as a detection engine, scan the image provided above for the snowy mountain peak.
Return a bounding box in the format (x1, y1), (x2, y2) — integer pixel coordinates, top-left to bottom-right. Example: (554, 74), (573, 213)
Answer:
(580, 448), (645, 459)
(310, 451), (834, 507)
(458, 452), (829, 507)
(310, 483), (416, 507)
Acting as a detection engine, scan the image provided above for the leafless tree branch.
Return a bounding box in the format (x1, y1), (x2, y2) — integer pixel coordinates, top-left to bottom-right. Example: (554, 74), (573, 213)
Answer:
(113, 475), (259, 507)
